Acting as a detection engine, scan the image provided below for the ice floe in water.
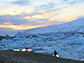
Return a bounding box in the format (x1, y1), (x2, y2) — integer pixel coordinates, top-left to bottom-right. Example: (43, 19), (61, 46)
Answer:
(0, 33), (84, 61)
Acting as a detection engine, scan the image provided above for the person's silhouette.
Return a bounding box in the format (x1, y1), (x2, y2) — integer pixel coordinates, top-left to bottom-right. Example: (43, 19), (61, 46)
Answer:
(54, 50), (57, 56)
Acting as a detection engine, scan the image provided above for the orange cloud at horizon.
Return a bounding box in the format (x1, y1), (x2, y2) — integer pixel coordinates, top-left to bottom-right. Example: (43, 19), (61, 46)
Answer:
(0, 9), (21, 15)
(0, 9), (46, 15)
(24, 11), (58, 20)
(23, 10), (79, 22)
(0, 22), (48, 30)
(4, 22), (12, 25)
(0, 8), (82, 22)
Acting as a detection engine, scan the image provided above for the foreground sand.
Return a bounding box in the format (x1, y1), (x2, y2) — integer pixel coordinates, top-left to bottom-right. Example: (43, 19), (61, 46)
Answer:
(0, 50), (83, 63)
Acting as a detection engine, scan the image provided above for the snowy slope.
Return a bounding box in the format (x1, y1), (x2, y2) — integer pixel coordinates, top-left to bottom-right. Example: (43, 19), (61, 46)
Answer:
(24, 18), (84, 35)
(24, 25), (57, 36)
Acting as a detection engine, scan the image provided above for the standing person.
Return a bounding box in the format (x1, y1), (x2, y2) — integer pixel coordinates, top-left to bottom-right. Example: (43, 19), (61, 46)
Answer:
(54, 50), (57, 56)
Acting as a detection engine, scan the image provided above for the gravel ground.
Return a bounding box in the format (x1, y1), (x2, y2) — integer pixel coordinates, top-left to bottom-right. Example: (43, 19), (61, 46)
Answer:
(0, 50), (84, 63)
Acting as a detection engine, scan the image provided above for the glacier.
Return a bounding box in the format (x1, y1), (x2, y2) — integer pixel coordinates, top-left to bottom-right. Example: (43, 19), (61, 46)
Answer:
(24, 18), (84, 35)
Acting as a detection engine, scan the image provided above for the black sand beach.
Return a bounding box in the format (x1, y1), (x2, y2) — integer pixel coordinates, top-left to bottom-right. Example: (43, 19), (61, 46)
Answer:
(0, 50), (83, 63)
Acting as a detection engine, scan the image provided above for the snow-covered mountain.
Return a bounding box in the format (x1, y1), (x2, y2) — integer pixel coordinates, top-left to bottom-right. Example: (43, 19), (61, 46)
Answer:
(24, 18), (84, 35)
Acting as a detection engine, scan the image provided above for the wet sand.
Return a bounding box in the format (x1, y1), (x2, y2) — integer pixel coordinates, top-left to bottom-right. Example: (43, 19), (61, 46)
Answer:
(0, 50), (83, 63)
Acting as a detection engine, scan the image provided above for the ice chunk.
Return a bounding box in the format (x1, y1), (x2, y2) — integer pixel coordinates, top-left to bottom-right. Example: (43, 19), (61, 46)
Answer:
(15, 31), (25, 38)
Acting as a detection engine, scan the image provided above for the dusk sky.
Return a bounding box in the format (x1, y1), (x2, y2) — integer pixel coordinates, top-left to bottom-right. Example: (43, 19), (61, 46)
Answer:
(0, 0), (84, 36)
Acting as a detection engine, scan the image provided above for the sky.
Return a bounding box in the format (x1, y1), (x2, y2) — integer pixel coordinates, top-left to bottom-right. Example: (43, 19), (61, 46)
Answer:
(0, 0), (84, 36)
